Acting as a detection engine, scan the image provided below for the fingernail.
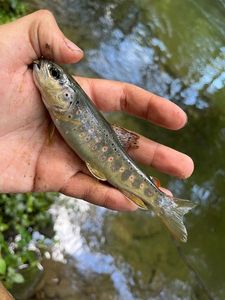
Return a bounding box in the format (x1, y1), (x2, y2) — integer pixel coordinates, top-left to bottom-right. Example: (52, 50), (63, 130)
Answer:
(64, 37), (83, 53)
(184, 113), (188, 126)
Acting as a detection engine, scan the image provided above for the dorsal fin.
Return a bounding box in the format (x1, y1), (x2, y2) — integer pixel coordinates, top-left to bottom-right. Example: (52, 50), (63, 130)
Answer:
(112, 124), (139, 150)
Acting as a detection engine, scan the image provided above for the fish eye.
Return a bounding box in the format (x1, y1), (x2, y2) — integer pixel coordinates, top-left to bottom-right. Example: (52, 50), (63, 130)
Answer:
(49, 66), (61, 80)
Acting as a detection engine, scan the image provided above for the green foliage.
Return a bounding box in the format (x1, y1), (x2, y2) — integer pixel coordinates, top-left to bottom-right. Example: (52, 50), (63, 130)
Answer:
(0, 193), (55, 288)
(0, 0), (26, 24)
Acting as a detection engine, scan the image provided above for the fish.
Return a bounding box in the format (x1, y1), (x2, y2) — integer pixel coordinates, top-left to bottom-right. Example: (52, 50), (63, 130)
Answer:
(33, 59), (195, 242)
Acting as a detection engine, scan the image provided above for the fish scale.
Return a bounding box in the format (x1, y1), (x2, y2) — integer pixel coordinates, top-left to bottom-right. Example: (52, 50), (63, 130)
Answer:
(56, 98), (154, 195)
(33, 59), (196, 242)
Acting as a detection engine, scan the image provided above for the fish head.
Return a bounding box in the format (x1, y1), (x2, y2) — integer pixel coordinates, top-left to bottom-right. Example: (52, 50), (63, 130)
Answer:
(33, 59), (74, 112)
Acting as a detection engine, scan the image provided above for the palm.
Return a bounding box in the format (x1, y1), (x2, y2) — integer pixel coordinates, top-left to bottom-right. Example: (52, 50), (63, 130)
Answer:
(0, 10), (194, 211)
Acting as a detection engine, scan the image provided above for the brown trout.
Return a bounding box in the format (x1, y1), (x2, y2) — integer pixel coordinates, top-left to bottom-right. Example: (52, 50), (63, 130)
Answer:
(33, 59), (195, 242)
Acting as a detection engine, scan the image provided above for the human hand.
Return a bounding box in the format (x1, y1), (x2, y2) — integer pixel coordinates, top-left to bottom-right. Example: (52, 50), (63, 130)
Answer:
(0, 10), (194, 211)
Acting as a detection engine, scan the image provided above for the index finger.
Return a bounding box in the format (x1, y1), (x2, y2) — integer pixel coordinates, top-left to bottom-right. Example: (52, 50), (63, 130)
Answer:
(75, 77), (187, 130)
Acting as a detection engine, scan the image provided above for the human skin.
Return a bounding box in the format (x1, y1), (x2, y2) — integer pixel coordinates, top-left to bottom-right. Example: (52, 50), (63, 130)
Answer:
(0, 282), (13, 300)
(0, 10), (194, 211)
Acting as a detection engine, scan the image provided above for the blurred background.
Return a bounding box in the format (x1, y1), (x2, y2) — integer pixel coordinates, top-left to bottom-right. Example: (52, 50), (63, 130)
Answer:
(0, 0), (225, 299)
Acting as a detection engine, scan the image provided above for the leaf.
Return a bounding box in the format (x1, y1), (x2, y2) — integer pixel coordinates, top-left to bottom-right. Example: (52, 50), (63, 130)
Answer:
(13, 273), (24, 284)
(0, 223), (9, 231)
(0, 258), (6, 275)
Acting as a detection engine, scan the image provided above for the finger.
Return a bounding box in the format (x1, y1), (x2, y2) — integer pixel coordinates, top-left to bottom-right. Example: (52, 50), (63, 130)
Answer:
(60, 173), (138, 212)
(30, 10), (83, 63)
(159, 188), (173, 197)
(17, 10), (83, 64)
(128, 134), (194, 179)
(75, 77), (187, 130)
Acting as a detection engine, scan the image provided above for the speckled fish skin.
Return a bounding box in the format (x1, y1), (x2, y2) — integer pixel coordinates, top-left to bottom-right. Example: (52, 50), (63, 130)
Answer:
(33, 59), (195, 242)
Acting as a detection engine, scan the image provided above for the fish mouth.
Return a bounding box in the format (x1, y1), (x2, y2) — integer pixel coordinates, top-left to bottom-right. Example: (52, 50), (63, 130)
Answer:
(33, 59), (41, 70)
(33, 59), (48, 82)
(33, 59), (47, 87)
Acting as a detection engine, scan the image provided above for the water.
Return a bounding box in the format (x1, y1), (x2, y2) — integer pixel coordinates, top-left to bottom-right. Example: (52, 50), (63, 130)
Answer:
(19, 0), (225, 299)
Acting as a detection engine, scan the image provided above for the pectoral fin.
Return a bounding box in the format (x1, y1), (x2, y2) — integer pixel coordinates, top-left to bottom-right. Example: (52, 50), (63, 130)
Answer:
(47, 122), (56, 145)
(112, 125), (139, 150)
(122, 190), (148, 210)
(86, 162), (107, 181)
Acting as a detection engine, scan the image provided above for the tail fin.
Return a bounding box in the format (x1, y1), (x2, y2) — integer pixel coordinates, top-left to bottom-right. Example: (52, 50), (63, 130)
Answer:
(155, 197), (196, 243)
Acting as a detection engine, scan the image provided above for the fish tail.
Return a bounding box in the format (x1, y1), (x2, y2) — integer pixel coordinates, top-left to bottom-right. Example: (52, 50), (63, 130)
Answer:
(153, 196), (196, 243)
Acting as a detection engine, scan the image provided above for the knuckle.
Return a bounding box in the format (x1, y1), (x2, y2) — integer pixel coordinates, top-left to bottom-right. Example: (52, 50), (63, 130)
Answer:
(120, 85), (128, 111)
(101, 190), (111, 208)
(145, 94), (154, 120)
(35, 9), (55, 20)
(150, 142), (160, 166)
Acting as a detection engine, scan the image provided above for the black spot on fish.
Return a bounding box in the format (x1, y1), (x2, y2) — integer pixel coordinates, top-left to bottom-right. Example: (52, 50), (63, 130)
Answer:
(111, 160), (122, 172)
(132, 178), (140, 188)
(121, 169), (131, 181)
(100, 155), (107, 161)
(144, 188), (153, 197)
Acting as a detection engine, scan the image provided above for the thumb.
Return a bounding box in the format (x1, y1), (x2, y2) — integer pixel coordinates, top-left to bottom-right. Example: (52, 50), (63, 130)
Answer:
(26, 10), (83, 64)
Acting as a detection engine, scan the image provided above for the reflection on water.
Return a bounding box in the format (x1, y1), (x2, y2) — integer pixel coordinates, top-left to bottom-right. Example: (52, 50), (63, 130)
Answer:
(50, 197), (136, 300)
(35, 196), (193, 300)
(22, 0), (225, 299)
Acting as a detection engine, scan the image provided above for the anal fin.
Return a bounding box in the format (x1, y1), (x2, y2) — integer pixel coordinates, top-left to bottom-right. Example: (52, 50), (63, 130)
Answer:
(86, 162), (107, 181)
(122, 190), (148, 210)
(112, 124), (139, 151)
